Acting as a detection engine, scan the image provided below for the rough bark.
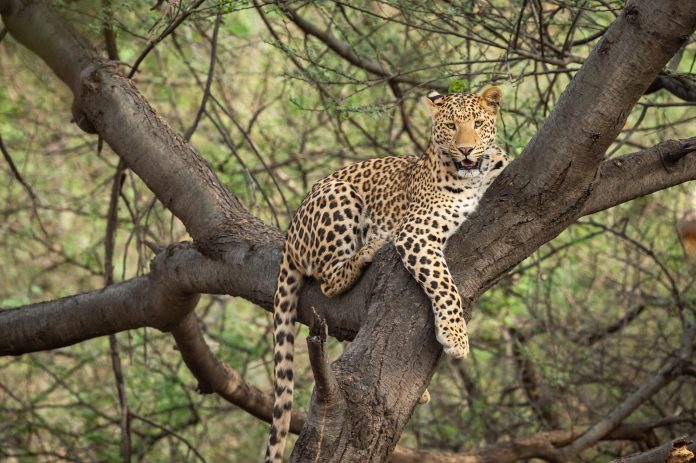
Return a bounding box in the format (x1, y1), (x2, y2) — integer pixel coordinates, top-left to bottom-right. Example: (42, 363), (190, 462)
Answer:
(1, 1), (696, 462)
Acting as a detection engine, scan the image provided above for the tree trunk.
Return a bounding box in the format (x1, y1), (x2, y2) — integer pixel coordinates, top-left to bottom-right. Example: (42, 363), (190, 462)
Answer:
(292, 254), (440, 462)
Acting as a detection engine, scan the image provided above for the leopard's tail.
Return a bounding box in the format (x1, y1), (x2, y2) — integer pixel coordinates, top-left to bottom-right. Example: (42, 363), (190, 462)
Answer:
(264, 252), (302, 463)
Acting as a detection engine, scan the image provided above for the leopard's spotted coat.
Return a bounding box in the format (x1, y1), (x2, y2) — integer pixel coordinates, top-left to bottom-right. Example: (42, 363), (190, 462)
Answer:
(265, 88), (509, 462)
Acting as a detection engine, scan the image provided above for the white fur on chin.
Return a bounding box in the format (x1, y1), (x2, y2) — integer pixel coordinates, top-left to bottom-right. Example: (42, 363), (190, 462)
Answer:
(457, 168), (483, 178)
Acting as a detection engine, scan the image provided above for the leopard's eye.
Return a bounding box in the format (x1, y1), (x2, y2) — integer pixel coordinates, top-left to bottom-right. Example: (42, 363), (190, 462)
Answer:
(474, 119), (484, 128)
(446, 123), (456, 130)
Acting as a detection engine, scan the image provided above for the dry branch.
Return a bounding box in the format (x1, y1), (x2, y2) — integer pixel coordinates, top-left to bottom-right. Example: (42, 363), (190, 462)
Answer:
(280, 1), (423, 88)
(307, 312), (338, 402)
(558, 325), (696, 460)
(608, 437), (694, 463)
(171, 313), (306, 434)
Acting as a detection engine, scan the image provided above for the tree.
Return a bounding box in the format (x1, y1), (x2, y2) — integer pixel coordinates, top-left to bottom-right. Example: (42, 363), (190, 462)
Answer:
(1, 0), (695, 462)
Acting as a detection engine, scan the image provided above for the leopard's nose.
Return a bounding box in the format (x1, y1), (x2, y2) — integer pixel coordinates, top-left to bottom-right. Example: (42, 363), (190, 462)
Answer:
(457, 146), (474, 157)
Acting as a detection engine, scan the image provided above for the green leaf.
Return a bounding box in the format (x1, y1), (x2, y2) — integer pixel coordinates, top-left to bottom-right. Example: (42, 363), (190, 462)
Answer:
(448, 79), (468, 93)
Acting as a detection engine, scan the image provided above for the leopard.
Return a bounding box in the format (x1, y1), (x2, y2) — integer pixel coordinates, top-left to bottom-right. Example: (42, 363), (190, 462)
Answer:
(265, 87), (509, 462)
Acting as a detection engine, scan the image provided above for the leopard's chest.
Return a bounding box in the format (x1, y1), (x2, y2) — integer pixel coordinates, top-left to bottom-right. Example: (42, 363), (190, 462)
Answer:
(435, 190), (481, 241)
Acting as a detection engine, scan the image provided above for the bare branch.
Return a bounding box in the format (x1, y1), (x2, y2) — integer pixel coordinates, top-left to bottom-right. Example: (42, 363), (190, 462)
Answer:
(184, 12), (221, 140)
(582, 138), (696, 216)
(607, 437), (694, 463)
(307, 311), (338, 402)
(129, 412), (208, 463)
(509, 328), (561, 429)
(104, 159), (131, 463)
(573, 304), (646, 345)
(0, 133), (36, 201)
(558, 325), (696, 460)
(646, 73), (696, 102)
(278, 1), (424, 89)
(127, 0), (206, 78)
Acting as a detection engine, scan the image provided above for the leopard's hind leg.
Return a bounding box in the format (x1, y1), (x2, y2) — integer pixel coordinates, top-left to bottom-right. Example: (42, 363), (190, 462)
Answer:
(307, 182), (385, 298)
(320, 238), (386, 297)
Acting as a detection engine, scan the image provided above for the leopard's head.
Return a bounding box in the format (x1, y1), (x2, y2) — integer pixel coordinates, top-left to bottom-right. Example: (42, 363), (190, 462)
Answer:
(426, 87), (501, 177)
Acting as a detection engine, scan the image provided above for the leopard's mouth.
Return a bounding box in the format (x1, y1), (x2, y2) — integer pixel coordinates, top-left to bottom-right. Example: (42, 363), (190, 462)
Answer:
(452, 157), (483, 171)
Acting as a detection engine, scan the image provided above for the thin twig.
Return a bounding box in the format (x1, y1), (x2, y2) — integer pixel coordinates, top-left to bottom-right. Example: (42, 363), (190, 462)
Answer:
(0, 134), (37, 201)
(209, 95), (293, 220)
(184, 12), (222, 140)
(559, 324), (695, 460)
(104, 159), (131, 463)
(204, 109), (282, 228)
(128, 0), (206, 79)
(0, 133), (48, 236)
(130, 412), (207, 463)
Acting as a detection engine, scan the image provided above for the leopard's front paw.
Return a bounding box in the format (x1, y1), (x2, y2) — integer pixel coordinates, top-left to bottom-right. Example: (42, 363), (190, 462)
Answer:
(358, 239), (387, 265)
(435, 321), (469, 359)
(483, 146), (509, 171)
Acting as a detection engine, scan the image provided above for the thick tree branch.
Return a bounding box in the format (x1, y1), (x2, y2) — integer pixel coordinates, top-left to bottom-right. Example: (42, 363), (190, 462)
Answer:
(582, 138), (696, 216)
(0, 278), (176, 355)
(0, 245), (201, 356)
(446, 2), (696, 304)
(0, 240), (369, 356)
(0, 0), (267, 250)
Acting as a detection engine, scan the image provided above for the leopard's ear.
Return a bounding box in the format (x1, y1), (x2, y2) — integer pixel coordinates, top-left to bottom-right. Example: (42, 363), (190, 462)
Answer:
(480, 87), (502, 114)
(425, 90), (444, 116)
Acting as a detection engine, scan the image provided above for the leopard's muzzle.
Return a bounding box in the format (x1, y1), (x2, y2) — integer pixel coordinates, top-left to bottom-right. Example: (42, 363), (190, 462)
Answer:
(452, 157), (483, 171)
